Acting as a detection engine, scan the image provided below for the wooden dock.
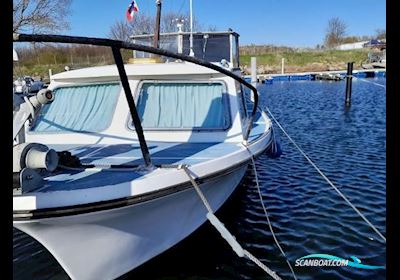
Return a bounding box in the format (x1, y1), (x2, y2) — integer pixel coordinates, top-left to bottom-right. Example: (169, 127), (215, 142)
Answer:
(244, 68), (386, 83)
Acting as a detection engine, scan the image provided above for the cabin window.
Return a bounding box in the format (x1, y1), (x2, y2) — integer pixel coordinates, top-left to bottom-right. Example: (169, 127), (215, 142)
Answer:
(236, 83), (247, 120)
(31, 83), (121, 133)
(231, 35), (239, 68)
(130, 82), (230, 130)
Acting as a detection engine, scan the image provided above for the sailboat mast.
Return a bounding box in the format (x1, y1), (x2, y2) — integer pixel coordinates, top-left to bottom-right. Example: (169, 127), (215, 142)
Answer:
(189, 0), (194, 56)
(153, 0), (162, 48)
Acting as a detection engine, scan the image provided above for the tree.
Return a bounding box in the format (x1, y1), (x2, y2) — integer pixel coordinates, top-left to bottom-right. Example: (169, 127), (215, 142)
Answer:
(13, 0), (72, 33)
(109, 14), (154, 41)
(109, 12), (203, 41)
(109, 21), (132, 42)
(341, 36), (361, 44)
(208, 25), (217, 32)
(324, 17), (347, 48)
(375, 29), (386, 40)
(360, 35), (372, 41)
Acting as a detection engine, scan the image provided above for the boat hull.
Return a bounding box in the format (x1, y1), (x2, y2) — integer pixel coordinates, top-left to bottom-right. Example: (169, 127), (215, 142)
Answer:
(14, 164), (248, 280)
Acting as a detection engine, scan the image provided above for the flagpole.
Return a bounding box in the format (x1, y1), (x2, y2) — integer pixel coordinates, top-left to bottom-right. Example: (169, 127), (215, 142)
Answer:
(189, 0), (194, 56)
(153, 0), (162, 49)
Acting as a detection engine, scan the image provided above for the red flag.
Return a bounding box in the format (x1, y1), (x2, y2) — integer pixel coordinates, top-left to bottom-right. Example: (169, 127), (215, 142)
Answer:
(126, 1), (139, 22)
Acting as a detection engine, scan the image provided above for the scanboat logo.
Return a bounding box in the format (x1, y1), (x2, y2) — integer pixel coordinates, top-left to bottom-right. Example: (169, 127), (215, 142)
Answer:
(295, 254), (385, 270)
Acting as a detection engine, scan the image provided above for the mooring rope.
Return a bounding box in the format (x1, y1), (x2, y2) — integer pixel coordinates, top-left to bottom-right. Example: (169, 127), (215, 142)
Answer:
(179, 165), (283, 280)
(264, 107), (386, 243)
(181, 165), (213, 214)
(248, 155), (298, 280)
(355, 77), (386, 89)
(243, 249), (282, 280)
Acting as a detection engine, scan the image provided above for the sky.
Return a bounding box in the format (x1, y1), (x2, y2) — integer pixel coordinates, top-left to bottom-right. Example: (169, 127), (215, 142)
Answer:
(66, 0), (386, 47)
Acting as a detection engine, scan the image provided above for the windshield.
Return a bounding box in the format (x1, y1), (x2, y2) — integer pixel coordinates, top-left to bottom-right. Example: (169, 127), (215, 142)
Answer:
(31, 83), (121, 133)
(130, 81), (231, 130)
(132, 33), (239, 67)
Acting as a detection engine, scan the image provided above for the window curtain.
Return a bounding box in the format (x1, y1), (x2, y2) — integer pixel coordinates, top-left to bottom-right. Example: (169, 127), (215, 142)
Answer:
(32, 84), (120, 133)
(137, 83), (229, 129)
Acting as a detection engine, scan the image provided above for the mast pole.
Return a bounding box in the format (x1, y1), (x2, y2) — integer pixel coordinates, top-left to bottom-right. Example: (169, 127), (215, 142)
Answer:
(153, 0), (162, 49)
(189, 0), (194, 56)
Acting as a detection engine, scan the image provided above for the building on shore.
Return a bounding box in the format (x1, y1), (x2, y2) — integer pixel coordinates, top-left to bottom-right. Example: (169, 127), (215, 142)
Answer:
(335, 41), (369, 50)
(336, 39), (386, 51)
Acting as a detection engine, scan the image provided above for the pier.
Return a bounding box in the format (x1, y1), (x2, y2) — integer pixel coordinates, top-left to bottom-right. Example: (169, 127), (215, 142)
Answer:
(244, 68), (386, 83)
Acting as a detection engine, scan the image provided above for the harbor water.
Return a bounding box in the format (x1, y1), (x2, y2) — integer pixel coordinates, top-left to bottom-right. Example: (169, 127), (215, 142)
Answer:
(13, 77), (386, 280)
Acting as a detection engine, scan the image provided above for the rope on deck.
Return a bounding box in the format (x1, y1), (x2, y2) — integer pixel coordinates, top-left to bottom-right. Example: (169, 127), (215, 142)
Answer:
(179, 164), (282, 280)
(264, 106), (387, 243)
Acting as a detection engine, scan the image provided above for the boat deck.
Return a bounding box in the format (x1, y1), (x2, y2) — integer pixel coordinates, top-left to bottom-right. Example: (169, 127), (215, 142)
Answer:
(37, 141), (241, 193)
(56, 141), (239, 167)
(30, 112), (269, 194)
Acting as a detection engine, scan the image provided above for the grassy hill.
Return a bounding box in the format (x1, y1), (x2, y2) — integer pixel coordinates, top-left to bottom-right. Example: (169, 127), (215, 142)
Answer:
(239, 49), (370, 74)
(13, 45), (371, 81)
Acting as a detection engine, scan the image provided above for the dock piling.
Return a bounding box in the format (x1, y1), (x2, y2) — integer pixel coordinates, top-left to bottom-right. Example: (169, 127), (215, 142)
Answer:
(250, 57), (257, 101)
(251, 57), (257, 85)
(345, 62), (353, 106)
(281, 58), (285, 74)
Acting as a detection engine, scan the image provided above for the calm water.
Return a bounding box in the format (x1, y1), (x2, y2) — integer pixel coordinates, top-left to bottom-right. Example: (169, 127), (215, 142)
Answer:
(13, 77), (386, 280)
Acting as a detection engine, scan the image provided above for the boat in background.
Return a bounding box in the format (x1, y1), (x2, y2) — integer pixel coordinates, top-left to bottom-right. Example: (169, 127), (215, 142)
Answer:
(315, 72), (344, 81)
(362, 50), (386, 69)
(362, 40), (386, 69)
(13, 31), (275, 280)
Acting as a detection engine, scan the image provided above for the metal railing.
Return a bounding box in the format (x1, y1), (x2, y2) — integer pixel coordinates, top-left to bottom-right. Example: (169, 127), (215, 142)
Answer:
(14, 33), (260, 167)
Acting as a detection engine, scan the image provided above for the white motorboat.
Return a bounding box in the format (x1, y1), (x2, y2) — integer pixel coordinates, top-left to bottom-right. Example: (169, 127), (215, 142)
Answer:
(13, 32), (276, 280)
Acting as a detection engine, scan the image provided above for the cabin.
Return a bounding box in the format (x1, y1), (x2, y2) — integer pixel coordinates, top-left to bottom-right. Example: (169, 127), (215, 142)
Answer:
(129, 31), (240, 69)
(23, 31), (265, 148)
